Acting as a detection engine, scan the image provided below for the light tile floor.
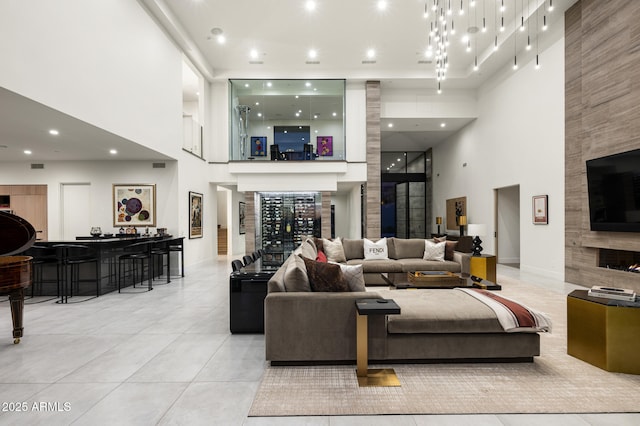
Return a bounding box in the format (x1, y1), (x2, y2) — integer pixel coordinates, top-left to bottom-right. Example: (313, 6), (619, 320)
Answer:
(0, 258), (638, 425)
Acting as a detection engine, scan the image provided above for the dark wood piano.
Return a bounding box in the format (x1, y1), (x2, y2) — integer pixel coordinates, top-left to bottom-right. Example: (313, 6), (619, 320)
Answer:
(0, 211), (36, 344)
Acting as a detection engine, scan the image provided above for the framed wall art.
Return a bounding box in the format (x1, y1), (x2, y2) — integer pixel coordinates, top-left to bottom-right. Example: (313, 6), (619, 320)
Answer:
(189, 191), (203, 238)
(239, 201), (246, 234)
(533, 195), (548, 224)
(250, 136), (267, 157)
(113, 184), (156, 227)
(317, 136), (333, 156)
(445, 196), (467, 231)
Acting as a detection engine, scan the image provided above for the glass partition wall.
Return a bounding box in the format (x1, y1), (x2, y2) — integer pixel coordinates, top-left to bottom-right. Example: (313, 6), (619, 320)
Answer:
(229, 79), (345, 161)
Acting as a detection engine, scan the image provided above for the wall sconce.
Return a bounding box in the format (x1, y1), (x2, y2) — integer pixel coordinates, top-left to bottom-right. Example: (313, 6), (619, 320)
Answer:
(458, 215), (467, 236)
(467, 224), (487, 256)
(436, 216), (443, 235)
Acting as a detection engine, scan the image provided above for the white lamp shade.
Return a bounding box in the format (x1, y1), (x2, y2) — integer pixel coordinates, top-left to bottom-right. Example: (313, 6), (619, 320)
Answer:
(466, 224), (487, 237)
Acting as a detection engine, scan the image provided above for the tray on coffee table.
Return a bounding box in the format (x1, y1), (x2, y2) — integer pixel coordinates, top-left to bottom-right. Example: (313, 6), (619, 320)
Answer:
(407, 271), (466, 288)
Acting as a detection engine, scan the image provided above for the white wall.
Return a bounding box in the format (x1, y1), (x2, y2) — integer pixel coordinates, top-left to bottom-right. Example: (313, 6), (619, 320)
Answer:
(433, 36), (565, 280)
(0, 0), (182, 158)
(0, 160), (179, 240)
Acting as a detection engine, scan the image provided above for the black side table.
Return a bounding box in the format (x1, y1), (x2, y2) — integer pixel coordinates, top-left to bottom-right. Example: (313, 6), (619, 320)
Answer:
(229, 271), (272, 333)
(355, 298), (401, 387)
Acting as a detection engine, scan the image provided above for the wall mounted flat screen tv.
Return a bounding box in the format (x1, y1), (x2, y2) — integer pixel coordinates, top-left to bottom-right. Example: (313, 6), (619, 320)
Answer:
(274, 126), (310, 152)
(586, 148), (640, 232)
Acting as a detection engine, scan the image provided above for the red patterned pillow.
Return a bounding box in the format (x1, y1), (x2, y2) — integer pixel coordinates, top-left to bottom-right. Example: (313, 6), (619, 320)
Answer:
(316, 250), (327, 263)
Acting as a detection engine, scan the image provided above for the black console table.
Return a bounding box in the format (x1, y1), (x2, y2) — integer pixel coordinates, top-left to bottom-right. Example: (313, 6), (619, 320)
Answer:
(229, 259), (278, 333)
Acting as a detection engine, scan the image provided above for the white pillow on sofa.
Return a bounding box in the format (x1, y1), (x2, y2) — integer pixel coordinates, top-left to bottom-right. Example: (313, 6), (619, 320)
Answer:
(423, 239), (446, 262)
(363, 237), (389, 260)
(338, 264), (366, 292)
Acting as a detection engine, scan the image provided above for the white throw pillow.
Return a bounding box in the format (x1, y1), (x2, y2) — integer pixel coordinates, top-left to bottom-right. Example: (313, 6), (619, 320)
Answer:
(363, 237), (389, 260)
(423, 239), (446, 262)
(338, 264), (366, 292)
(322, 238), (346, 263)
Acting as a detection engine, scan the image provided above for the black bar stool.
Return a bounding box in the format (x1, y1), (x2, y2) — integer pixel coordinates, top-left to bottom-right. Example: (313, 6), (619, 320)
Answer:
(242, 255), (254, 266)
(117, 241), (153, 293)
(168, 239), (184, 277)
(52, 244), (100, 304)
(27, 245), (59, 300)
(151, 240), (171, 284)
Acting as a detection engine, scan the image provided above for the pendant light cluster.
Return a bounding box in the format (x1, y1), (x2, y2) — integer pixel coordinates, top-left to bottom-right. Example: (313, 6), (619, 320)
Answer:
(423, 0), (554, 94)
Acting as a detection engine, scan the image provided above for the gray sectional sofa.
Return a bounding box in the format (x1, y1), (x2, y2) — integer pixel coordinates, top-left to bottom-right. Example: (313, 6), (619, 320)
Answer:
(320, 236), (473, 285)
(265, 237), (542, 365)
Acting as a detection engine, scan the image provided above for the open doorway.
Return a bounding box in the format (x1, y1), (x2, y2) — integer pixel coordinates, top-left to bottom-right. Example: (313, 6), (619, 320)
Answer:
(494, 185), (520, 268)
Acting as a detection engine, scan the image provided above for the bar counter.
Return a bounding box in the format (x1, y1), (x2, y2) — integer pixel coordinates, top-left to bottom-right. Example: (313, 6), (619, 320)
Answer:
(22, 235), (184, 297)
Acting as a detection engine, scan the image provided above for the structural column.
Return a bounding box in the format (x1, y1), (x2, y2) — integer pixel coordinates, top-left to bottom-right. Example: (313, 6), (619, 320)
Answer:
(244, 191), (255, 254)
(321, 191), (332, 239)
(365, 81), (381, 239)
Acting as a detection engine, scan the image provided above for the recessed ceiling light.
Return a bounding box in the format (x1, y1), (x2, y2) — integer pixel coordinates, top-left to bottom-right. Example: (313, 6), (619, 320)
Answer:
(110, 149), (117, 155)
(367, 49), (376, 59)
(305, 81), (312, 87)
(257, 112), (262, 117)
(266, 82), (272, 87)
(295, 95), (299, 99)
(305, 0), (316, 12)
(24, 150), (32, 155)
(388, 123), (394, 128)
(332, 112), (337, 117)
(250, 49), (259, 60)
(255, 102), (260, 106)
(397, 158), (401, 162)
(216, 34), (226, 44)
(307, 49), (317, 59)
(49, 129), (59, 136)
(440, 122), (446, 128)
(377, 0), (388, 11)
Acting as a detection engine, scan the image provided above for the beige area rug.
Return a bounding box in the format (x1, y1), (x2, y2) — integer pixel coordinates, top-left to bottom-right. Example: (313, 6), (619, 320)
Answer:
(249, 276), (640, 416)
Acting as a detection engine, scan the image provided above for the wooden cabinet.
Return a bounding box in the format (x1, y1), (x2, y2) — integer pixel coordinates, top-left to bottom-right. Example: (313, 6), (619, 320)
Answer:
(0, 185), (48, 241)
(470, 254), (497, 283)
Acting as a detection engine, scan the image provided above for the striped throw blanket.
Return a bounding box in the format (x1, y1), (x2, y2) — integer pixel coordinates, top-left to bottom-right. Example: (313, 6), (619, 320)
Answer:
(457, 288), (552, 333)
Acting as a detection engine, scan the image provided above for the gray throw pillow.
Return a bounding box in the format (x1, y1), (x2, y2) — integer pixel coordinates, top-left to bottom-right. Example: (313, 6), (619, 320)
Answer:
(322, 238), (346, 263)
(283, 254), (311, 292)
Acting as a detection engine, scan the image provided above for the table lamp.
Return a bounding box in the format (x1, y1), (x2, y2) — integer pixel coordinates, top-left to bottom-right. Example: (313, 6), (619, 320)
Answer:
(467, 224), (487, 256)
(435, 216), (443, 235)
(458, 215), (467, 236)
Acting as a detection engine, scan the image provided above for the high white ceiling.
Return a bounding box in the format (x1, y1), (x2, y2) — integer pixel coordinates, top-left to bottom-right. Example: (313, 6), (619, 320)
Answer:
(154, 0), (575, 151)
(0, 0), (576, 162)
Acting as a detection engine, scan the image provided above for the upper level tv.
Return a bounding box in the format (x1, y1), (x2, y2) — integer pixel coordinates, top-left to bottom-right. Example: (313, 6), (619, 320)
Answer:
(274, 126), (310, 152)
(586, 148), (640, 232)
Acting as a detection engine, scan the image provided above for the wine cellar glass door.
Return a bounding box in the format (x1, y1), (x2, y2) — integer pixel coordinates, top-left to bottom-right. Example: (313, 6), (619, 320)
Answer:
(258, 192), (321, 266)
